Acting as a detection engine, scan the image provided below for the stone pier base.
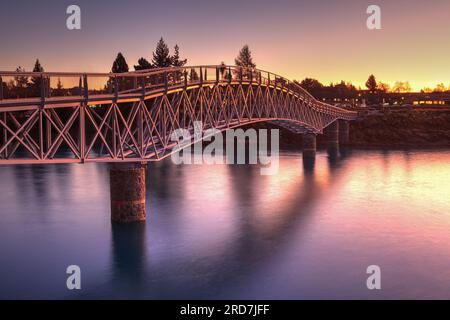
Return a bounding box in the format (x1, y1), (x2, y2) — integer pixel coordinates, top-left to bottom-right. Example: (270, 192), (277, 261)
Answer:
(303, 133), (317, 159)
(325, 120), (339, 149)
(338, 120), (350, 146)
(110, 162), (147, 223)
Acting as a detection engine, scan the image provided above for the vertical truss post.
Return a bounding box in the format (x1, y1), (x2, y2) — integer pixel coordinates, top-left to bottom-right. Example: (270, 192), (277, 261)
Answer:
(83, 74), (88, 101)
(39, 75), (46, 160)
(79, 103), (85, 162)
(140, 77), (146, 98)
(228, 67), (231, 83)
(114, 76), (118, 101)
(2, 112), (6, 158)
(164, 71), (168, 93)
(199, 67), (203, 85)
(0, 76), (3, 100)
(215, 67), (219, 84)
(79, 77), (83, 96)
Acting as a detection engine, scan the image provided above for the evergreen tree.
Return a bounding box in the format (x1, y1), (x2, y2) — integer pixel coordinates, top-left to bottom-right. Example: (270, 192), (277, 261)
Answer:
(170, 44), (187, 67)
(30, 59), (44, 96)
(111, 53), (129, 73)
(365, 74), (377, 92)
(14, 66), (28, 89)
(134, 57), (153, 71)
(152, 38), (171, 68)
(235, 45), (256, 69)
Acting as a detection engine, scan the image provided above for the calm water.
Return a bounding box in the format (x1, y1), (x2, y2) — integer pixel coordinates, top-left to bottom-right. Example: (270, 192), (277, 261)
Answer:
(0, 149), (450, 299)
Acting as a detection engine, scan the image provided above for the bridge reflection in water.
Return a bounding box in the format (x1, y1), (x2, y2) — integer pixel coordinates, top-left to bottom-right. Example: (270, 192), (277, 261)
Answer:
(1, 149), (450, 299)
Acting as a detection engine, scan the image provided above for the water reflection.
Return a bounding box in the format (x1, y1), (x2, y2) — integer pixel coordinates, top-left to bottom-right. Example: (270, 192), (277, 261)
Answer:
(0, 149), (450, 299)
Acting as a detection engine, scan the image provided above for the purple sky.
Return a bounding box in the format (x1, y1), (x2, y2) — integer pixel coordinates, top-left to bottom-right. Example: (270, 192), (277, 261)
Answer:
(1, 0), (450, 90)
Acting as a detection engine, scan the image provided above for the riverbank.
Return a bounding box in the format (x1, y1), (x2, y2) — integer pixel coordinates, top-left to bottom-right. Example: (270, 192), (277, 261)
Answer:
(348, 109), (450, 147)
(240, 108), (450, 149)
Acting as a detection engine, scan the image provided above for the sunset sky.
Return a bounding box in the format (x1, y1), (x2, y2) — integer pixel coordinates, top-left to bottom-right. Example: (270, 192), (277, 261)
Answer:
(1, 0), (450, 91)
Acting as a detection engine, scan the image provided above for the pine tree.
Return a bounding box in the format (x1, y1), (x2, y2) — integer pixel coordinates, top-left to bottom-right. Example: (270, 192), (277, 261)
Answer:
(235, 45), (256, 69)
(109, 53), (130, 91)
(171, 44), (187, 67)
(152, 38), (171, 68)
(134, 57), (153, 71)
(365, 74), (377, 92)
(14, 66), (28, 89)
(111, 53), (129, 73)
(30, 59), (44, 96)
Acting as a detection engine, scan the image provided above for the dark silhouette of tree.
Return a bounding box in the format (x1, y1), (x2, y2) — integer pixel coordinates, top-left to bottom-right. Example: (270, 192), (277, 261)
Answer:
(171, 44), (187, 67)
(29, 59), (44, 97)
(235, 45), (256, 69)
(189, 69), (199, 81)
(299, 78), (323, 92)
(134, 57), (153, 71)
(111, 53), (129, 73)
(14, 66), (28, 89)
(109, 53), (130, 91)
(152, 38), (171, 68)
(54, 78), (64, 95)
(365, 74), (377, 92)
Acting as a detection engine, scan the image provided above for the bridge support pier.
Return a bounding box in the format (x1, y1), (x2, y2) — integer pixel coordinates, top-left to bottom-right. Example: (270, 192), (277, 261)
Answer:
(110, 162), (147, 223)
(325, 120), (339, 149)
(325, 120), (339, 160)
(338, 120), (350, 146)
(302, 132), (316, 160)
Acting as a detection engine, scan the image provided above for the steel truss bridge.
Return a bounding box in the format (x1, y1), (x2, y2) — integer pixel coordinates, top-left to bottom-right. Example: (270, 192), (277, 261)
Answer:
(0, 65), (357, 165)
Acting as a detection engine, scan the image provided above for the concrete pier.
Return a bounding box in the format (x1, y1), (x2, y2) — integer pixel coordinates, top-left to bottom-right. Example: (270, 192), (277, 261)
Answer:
(338, 120), (350, 146)
(303, 133), (317, 160)
(110, 162), (147, 223)
(325, 121), (339, 149)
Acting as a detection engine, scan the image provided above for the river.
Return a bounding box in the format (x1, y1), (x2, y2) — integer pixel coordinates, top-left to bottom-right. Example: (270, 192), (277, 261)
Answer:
(0, 149), (449, 299)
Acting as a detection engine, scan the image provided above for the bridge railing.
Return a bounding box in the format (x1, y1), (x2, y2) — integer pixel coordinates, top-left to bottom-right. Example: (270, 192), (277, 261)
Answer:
(0, 66), (356, 119)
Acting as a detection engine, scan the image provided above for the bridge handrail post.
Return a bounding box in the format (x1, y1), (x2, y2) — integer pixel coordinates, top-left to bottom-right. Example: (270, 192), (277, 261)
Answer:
(239, 67), (243, 84)
(215, 67), (219, 84)
(83, 74), (89, 102)
(164, 71), (168, 92)
(199, 67), (203, 85)
(0, 76), (3, 100)
(114, 75), (119, 102)
(184, 70), (188, 88)
(249, 70), (253, 84)
(258, 72), (261, 85)
(40, 75), (45, 108)
(228, 67), (232, 83)
(140, 76), (146, 98)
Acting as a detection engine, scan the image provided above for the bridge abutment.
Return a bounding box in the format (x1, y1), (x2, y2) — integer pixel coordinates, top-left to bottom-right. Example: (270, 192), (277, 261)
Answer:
(302, 132), (317, 160)
(110, 162), (147, 223)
